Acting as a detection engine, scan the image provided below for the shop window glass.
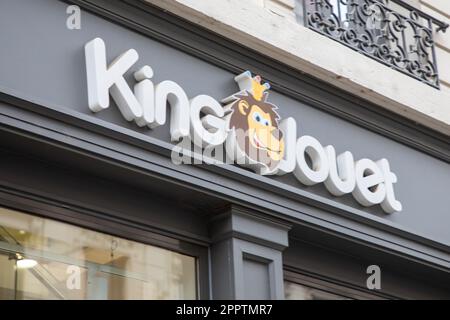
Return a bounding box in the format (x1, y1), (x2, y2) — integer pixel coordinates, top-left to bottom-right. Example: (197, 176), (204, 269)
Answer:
(285, 281), (351, 300)
(0, 207), (196, 300)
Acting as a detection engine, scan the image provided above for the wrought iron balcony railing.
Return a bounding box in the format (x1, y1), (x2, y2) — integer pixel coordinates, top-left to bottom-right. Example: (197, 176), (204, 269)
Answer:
(297, 0), (449, 88)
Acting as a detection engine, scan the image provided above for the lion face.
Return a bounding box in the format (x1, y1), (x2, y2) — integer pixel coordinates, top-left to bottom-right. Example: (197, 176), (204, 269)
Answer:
(229, 92), (285, 171)
(240, 101), (284, 162)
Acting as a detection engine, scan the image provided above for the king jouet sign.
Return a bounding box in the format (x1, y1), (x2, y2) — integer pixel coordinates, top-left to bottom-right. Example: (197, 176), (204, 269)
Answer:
(84, 38), (402, 214)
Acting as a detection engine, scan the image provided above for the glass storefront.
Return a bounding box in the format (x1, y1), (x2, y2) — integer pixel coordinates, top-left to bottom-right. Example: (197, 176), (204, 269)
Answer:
(284, 281), (350, 300)
(0, 207), (197, 300)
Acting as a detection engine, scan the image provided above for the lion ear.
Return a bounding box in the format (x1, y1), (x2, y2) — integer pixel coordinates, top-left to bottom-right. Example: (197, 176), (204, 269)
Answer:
(238, 100), (250, 115)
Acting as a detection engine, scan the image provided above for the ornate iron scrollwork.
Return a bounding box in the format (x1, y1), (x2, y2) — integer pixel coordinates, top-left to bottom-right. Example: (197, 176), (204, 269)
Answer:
(301, 0), (448, 88)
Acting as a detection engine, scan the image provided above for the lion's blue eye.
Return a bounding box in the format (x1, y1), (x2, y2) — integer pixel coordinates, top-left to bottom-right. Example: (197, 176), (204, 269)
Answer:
(264, 120), (269, 126)
(253, 112), (262, 123)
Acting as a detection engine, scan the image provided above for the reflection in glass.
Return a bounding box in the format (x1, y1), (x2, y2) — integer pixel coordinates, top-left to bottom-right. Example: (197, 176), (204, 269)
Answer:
(0, 207), (196, 300)
(285, 281), (350, 300)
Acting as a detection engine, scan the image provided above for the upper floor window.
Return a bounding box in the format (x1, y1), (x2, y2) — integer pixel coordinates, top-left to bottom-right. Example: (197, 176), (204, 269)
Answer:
(295, 0), (449, 88)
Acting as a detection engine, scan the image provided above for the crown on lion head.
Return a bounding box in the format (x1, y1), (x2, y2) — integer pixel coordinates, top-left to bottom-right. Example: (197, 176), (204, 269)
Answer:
(250, 75), (270, 101)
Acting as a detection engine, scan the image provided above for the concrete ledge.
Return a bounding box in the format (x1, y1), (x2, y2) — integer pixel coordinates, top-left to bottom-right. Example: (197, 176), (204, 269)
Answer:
(144, 0), (450, 136)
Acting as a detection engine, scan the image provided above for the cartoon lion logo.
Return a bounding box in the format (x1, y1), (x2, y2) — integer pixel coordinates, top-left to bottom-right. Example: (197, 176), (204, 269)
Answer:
(222, 71), (285, 174)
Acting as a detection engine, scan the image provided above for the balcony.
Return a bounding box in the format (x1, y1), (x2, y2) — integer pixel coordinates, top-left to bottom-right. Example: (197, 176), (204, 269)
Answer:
(296, 0), (449, 88)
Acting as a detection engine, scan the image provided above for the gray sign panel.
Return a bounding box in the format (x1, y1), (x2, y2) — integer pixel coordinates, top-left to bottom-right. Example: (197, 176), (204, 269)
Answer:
(0, 0), (449, 246)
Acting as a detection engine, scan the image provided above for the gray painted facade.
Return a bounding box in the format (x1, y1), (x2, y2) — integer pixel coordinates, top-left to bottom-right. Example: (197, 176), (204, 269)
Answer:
(0, 0), (449, 299)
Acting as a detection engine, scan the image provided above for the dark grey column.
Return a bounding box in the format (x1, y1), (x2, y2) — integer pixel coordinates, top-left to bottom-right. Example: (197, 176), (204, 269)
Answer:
(209, 206), (291, 300)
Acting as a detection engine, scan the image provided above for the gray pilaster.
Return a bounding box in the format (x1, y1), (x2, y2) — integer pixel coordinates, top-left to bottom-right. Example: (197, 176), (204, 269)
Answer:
(209, 206), (291, 300)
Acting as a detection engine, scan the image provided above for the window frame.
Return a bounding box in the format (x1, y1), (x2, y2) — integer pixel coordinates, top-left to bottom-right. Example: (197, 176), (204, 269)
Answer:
(0, 188), (210, 300)
(284, 267), (396, 300)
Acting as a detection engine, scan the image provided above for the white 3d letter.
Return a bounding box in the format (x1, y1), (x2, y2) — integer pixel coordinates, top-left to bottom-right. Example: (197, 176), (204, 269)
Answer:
(153, 80), (190, 141)
(190, 95), (227, 147)
(324, 146), (356, 196)
(133, 66), (155, 127)
(378, 159), (402, 213)
(84, 38), (143, 121)
(294, 136), (329, 185)
(353, 159), (386, 207)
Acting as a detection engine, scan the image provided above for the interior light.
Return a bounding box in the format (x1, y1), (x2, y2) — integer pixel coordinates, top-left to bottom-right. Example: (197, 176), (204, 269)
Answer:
(16, 258), (38, 269)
